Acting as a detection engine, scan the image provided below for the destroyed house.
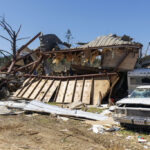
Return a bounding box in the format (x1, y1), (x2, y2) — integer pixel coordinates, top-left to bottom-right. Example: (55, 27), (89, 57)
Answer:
(0, 33), (142, 106)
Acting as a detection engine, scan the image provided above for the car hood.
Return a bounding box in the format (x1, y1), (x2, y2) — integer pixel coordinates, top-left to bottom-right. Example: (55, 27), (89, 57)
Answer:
(116, 98), (150, 105)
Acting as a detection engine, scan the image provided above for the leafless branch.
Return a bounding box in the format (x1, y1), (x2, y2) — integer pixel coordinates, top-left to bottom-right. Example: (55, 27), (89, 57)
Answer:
(0, 49), (12, 55)
(17, 36), (30, 41)
(0, 34), (12, 43)
(16, 25), (22, 37)
(0, 22), (13, 39)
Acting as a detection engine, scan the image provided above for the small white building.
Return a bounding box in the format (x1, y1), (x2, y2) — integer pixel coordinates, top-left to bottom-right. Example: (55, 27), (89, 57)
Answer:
(128, 68), (150, 94)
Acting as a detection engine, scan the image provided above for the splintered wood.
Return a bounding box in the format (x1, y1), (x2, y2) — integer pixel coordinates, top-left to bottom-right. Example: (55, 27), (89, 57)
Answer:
(14, 76), (110, 105)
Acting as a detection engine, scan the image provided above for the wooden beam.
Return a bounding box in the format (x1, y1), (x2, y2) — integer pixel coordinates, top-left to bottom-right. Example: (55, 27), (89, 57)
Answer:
(62, 79), (69, 103)
(71, 78), (77, 102)
(21, 72), (117, 80)
(54, 79), (61, 102)
(28, 78), (42, 99)
(41, 79), (54, 101)
(80, 77), (85, 102)
(7, 32), (41, 73)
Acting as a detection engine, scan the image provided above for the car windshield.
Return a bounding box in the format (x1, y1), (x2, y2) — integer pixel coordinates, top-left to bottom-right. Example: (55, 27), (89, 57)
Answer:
(130, 88), (150, 98)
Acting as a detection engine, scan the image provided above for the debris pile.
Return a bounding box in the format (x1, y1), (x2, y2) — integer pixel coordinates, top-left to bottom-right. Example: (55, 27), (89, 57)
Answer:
(0, 33), (143, 106)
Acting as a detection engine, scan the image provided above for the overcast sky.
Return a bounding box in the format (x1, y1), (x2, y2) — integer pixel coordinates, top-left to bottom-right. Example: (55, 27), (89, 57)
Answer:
(0, 0), (150, 54)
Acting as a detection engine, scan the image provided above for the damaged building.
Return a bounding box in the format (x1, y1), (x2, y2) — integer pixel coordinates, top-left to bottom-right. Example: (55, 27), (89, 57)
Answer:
(0, 33), (143, 106)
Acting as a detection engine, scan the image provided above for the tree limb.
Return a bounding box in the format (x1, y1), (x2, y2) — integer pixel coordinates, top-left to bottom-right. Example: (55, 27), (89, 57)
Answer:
(16, 36), (30, 41)
(0, 34), (12, 43)
(0, 22), (14, 39)
(0, 49), (12, 56)
(16, 25), (21, 37)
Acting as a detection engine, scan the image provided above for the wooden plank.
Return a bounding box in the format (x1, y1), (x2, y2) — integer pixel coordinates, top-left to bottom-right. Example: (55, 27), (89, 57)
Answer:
(29, 79), (47, 99)
(102, 50), (138, 71)
(53, 80), (61, 102)
(36, 80), (53, 101)
(82, 79), (92, 104)
(71, 78), (77, 102)
(22, 78), (40, 98)
(42, 80), (60, 102)
(73, 80), (84, 102)
(17, 78), (35, 97)
(62, 80), (69, 103)
(27, 79), (42, 98)
(56, 81), (68, 103)
(93, 78), (110, 105)
(64, 80), (76, 103)
(13, 78), (30, 97)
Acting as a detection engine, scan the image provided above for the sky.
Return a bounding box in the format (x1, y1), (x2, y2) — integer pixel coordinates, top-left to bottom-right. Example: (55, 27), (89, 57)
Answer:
(0, 0), (150, 55)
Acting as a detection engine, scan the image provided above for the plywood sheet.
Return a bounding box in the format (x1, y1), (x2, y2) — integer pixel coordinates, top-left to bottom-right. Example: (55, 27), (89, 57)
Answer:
(93, 79), (110, 105)
(43, 80), (60, 102)
(56, 81), (67, 103)
(22, 79), (40, 99)
(36, 80), (53, 101)
(73, 80), (83, 102)
(29, 79), (46, 99)
(82, 79), (92, 104)
(64, 80), (75, 103)
(13, 78), (30, 97)
(102, 50), (138, 71)
(17, 78), (35, 97)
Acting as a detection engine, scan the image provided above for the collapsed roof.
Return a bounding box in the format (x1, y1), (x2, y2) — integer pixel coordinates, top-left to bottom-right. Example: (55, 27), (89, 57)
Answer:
(79, 34), (142, 49)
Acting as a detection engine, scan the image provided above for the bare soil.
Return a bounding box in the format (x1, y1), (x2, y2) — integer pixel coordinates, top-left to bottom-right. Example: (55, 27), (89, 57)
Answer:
(0, 114), (148, 150)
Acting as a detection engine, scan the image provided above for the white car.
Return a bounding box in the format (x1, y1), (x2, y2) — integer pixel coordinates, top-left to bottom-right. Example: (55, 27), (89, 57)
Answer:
(114, 86), (150, 126)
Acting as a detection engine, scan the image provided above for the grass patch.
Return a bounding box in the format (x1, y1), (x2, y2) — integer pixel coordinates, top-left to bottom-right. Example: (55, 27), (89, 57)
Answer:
(85, 107), (103, 114)
(118, 127), (150, 140)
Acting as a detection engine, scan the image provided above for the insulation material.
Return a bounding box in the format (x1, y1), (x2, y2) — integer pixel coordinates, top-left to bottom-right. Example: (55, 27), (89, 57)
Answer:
(52, 53), (64, 64)
(64, 80), (75, 103)
(90, 51), (99, 64)
(84, 50), (91, 63)
(56, 81), (67, 103)
(93, 79), (110, 105)
(82, 79), (92, 104)
(72, 54), (81, 64)
(73, 80), (83, 102)
(66, 53), (73, 62)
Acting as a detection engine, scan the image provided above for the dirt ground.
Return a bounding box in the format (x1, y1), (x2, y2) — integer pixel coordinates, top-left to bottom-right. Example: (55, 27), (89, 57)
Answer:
(0, 114), (149, 150)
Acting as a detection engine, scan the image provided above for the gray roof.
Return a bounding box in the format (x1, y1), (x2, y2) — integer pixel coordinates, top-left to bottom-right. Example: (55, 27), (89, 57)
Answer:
(80, 34), (140, 48)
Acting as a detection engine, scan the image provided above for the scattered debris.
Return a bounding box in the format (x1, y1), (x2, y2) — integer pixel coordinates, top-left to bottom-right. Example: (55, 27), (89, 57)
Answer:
(68, 101), (86, 110)
(126, 136), (134, 140)
(89, 124), (104, 134)
(138, 136), (147, 143)
(89, 124), (120, 134)
(57, 116), (69, 121)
